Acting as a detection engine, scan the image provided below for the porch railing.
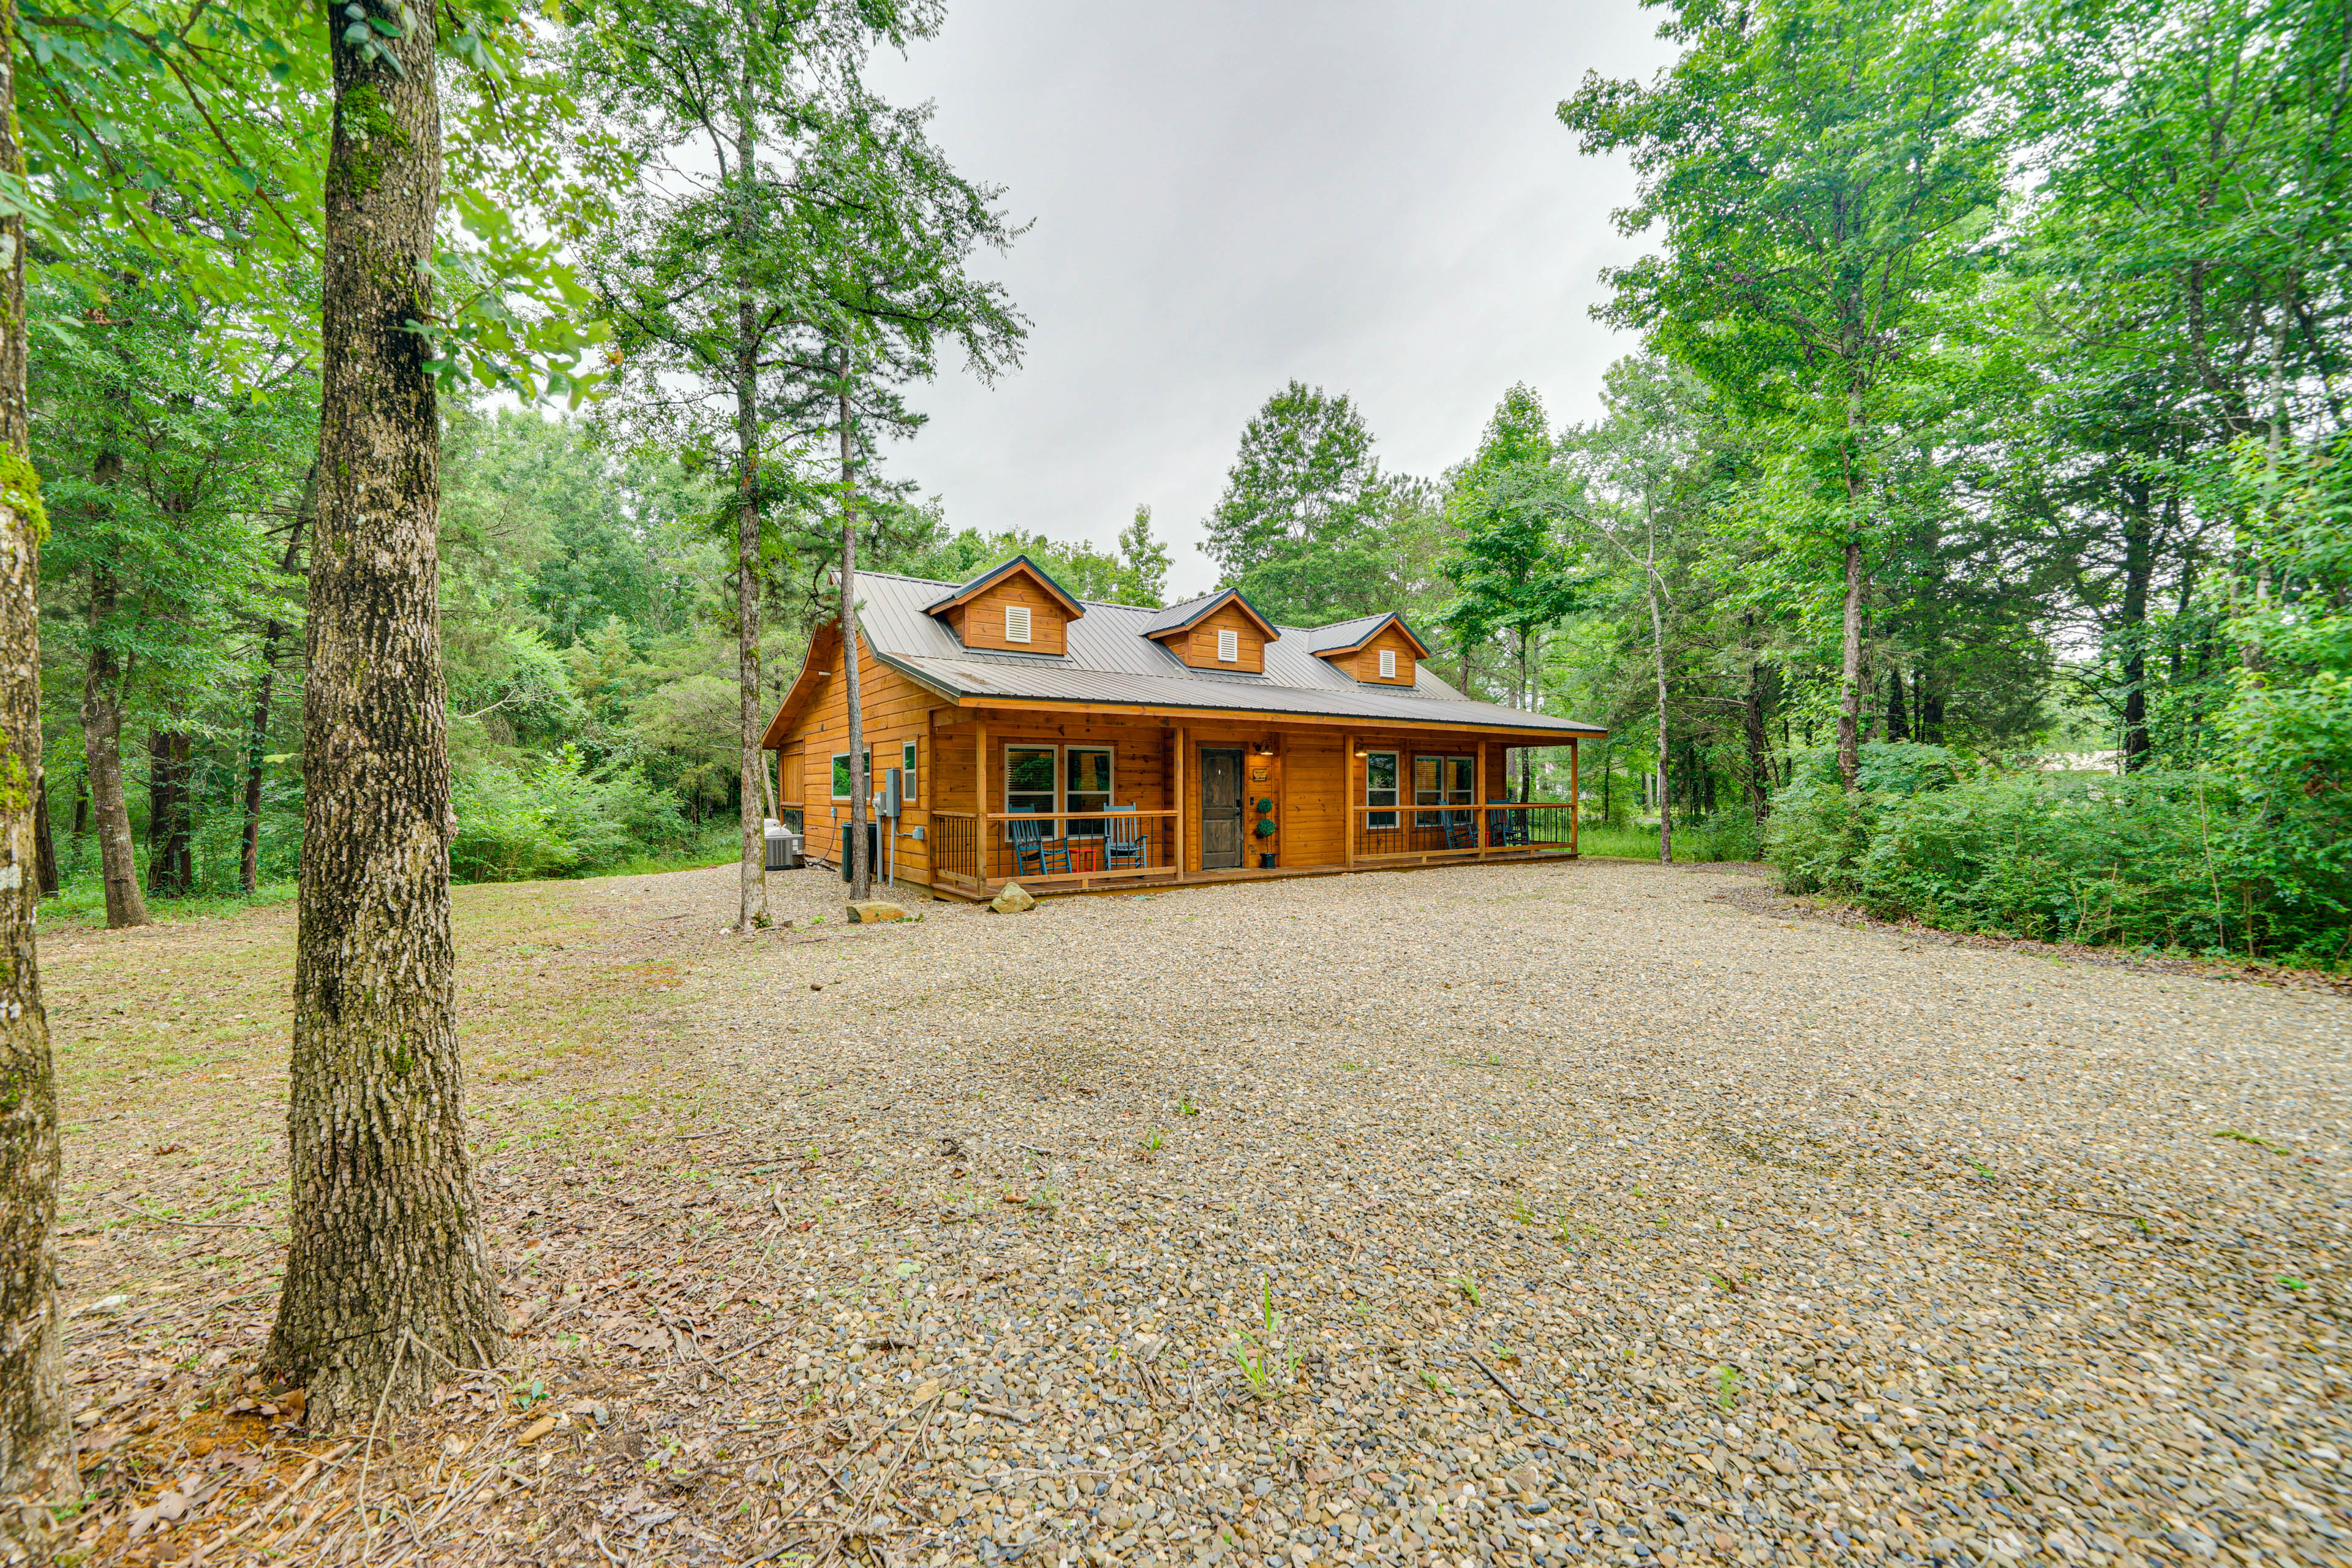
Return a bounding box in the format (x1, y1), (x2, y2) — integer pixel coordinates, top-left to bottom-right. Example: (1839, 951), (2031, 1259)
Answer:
(1350, 803), (1577, 861)
(934, 809), (1181, 888)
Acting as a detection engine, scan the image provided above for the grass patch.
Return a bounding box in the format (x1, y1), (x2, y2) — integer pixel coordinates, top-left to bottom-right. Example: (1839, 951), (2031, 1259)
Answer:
(1577, 821), (1756, 863)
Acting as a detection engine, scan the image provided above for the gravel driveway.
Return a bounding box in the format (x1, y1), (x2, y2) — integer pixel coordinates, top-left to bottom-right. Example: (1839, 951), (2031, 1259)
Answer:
(447, 856), (2352, 1568)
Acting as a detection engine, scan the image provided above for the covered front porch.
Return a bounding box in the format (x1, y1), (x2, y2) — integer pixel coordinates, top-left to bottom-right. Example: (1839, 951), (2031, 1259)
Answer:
(920, 706), (1587, 901)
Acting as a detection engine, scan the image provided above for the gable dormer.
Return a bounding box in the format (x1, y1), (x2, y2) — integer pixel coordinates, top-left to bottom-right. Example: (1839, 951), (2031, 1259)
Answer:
(1306, 612), (1430, 686)
(925, 556), (1084, 655)
(1144, 589), (1280, 673)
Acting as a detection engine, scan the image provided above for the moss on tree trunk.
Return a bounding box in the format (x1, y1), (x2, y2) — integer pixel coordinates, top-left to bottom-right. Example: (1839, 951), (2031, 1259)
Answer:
(0, 0), (70, 1541)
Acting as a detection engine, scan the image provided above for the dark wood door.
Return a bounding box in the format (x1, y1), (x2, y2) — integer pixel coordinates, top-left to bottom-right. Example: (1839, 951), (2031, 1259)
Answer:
(1199, 748), (1244, 870)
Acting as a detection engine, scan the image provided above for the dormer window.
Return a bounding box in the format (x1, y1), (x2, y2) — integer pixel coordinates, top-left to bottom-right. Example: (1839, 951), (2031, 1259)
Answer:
(1144, 589), (1279, 673)
(924, 556), (1083, 655)
(1308, 612), (1431, 685)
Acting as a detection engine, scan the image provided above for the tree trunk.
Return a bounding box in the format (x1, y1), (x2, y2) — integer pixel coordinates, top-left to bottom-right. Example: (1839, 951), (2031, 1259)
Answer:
(1835, 535), (1865, 791)
(145, 726), (194, 898)
(1517, 629), (1534, 801)
(731, 15), (767, 933)
(1646, 566), (1671, 866)
(32, 775), (55, 897)
(1743, 655), (1772, 828)
(1883, 665), (1909, 743)
(2119, 478), (2154, 771)
(0, 10), (67, 1527)
(81, 561), (148, 929)
(242, 473), (313, 894)
(840, 366), (870, 903)
(268, 0), (504, 1432)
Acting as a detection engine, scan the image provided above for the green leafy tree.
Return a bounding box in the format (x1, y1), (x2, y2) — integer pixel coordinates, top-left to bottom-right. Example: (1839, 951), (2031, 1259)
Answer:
(1205, 380), (1400, 625)
(1561, 0), (2005, 790)
(1441, 385), (1594, 796)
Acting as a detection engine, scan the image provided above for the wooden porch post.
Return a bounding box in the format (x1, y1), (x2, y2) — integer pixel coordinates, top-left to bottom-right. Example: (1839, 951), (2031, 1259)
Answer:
(1569, 736), (1580, 857)
(1174, 728), (1187, 882)
(1343, 734), (1355, 872)
(1474, 745), (1488, 853)
(975, 715), (989, 886)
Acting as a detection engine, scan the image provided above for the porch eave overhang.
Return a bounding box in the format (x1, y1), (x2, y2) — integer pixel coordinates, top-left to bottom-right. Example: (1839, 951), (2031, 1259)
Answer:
(900, 679), (1606, 742)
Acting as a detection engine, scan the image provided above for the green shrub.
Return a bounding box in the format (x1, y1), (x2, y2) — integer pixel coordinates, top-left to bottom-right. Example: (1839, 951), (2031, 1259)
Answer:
(451, 747), (689, 883)
(1766, 758), (2350, 965)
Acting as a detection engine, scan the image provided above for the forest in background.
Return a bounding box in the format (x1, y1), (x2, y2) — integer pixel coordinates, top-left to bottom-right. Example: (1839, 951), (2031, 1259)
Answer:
(31, 0), (2351, 965)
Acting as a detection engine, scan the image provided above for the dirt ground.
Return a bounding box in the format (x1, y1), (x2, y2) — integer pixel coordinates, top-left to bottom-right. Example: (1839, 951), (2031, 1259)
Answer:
(42, 858), (2352, 1568)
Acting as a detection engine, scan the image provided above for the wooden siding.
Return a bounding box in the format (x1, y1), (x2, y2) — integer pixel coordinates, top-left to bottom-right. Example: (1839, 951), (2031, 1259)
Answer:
(1164, 599), (1268, 673)
(954, 575), (1068, 655)
(774, 623), (948, 884)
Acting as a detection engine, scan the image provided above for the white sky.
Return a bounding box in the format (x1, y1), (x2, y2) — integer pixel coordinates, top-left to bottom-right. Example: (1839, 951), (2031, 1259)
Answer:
(861, 0), (1678, 598)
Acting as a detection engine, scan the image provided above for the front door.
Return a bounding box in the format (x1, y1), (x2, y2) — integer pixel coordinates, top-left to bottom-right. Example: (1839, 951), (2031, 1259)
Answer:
(1199, 748), (1245, 870)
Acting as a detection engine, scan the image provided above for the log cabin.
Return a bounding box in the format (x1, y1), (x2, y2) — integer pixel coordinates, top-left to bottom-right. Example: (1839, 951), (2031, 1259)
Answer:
(759, 557), (1608, 899)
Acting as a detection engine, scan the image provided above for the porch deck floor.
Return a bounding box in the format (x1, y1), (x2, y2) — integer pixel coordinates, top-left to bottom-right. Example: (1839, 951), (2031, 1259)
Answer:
(923, 848), (1578, 902)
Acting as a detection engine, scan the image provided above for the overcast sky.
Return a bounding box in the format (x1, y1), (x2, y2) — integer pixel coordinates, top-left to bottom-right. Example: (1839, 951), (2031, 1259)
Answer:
(858, 0), (1678, 600)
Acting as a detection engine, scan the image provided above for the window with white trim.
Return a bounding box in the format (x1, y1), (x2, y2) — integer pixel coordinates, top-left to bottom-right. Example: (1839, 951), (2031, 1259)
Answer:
(902, 740), (918, 802)
(1217, 627), (1239, 662)
(1004, 603), (1033, 643)
(830, 750), (873, 800)
(1065, 747), (1113, 836)
(1364, 750), (1400, 830)
(1414, 754), (1474, 827)
(1001, 744), (1117, 836)
(1006, 746), (1057, 817)
(1378, 647), (1397, 679)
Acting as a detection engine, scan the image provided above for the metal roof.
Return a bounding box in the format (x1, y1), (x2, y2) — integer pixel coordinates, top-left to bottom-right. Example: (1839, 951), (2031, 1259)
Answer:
(845, 570), (1604, 736)
(1302, 612), (1386, 653)
(1142, 590), (1226, 637)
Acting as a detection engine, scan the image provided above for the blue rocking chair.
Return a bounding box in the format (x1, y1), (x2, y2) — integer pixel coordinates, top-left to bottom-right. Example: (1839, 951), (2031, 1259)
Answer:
(1104, 810), (1148, 870)
(1006, 816), (1052, 878)
(1441, 810), (1480, 851)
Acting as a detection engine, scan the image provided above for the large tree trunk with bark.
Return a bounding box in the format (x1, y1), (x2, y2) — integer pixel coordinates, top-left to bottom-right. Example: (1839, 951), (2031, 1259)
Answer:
(840, 369), (870, 902)
(32, 776), (55, 897)
(1646, 569), (1672, 865)
(731, 26), (767, 932)
(1743, 655), (1773, 828)
(1835, 534), (1865, 790)
(266, 2), (505, 1433)
(242, 473), (313, 894)
(146, 726), (194, 897)
(0, 7), (69, 1539)
(81, 560), (148, 928)
(2119, 477), (2154, 770)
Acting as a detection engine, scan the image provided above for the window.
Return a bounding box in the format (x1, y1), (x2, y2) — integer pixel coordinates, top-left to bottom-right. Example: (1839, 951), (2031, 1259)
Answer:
(1378, 647), (1398, 679)
(1002, 744), (1117, 835)
(1364, 750), (1399, 830)
(1065, 747), (1113, 837)
(1005, 746), (1057, 818)
(1217, 627), (1239, 663)
(1414, 754), (1474, 827)
(1005, 603), (1033, 643)
(830, 750), (873, 800)
(902, 740), (918, 803)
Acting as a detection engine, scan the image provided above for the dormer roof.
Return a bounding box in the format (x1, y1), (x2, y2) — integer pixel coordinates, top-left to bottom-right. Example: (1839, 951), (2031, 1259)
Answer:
(922, 555), (1086, 623)
(1142, 587), (1280, 645)
(1305, 611), (1431, 661)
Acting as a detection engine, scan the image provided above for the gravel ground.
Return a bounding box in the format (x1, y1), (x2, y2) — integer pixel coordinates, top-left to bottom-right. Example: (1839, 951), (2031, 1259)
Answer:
(89, 857), (2352, 1567)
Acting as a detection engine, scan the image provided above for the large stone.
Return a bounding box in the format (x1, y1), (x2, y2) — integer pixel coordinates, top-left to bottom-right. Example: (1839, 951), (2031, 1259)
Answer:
(989, 882), (1038, 914)
(846, 900), (910, 924)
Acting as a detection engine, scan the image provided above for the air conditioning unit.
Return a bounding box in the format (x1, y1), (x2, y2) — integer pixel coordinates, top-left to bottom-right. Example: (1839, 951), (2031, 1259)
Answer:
(764, 820), (804, 871)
